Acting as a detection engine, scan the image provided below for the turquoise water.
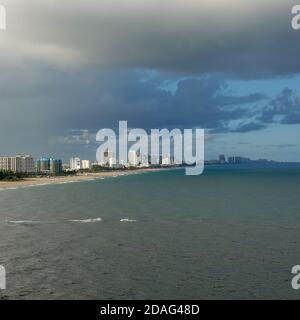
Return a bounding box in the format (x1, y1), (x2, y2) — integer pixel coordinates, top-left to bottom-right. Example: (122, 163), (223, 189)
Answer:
(0, 165), (300, 299)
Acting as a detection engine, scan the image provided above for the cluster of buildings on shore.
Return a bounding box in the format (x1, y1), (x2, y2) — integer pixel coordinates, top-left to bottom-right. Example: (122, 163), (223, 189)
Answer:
(205, 154), (272, 165)
(0, 155), (35, 174)
(0, 155), (63, 175)
(0, 150), (176, 175)
(68, 150), (176, 171)
(0, 152), (273, 175)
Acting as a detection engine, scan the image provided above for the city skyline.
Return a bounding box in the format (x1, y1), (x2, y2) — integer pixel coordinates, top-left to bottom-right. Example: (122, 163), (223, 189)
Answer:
(0, 151), (289, 175)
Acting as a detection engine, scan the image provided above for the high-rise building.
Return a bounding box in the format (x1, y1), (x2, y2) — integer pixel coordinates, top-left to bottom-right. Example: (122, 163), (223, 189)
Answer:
(21, 155), (35, 173)
(119, 159), (126, 167)
(50, 159), (62, 174)
(228, 156), (235, 164)
(128, 150), (138, 167)
(37, 157), (50, 173)
(70, 157), (81, 170)
(105, 151), (115, 166)
(37, 157), (62, 175)
(162, 155), (171, 166)
(81, 160), (91, 170)
(0, 157), (13, 171)
(108, 157), (117, 168)
(235, 156), (251, 164)
(140, 154), (149, 167)
(228, 156), (251, 164)
(0, 155), (35, 173)
(97, 150), (115, 166)
(219, 154), (226, 164)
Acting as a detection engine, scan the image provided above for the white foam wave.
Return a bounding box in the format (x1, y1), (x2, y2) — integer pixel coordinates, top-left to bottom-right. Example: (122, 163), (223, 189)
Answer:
(120, 218), (137, 223)
(8, 220), (40, 225)
(0, 187), (19, 191)
(69, 217), (102, 223)
(27, 183), (50, 187)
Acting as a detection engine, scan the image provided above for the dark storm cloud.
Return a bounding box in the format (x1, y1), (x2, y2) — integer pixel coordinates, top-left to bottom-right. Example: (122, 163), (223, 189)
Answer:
(1, 0), (300, 78)
(0, 67), (267, 156)
(48, 71), (263, 130)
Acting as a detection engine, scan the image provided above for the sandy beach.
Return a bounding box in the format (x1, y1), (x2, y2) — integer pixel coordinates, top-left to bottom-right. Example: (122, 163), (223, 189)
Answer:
(0, 168), (163, 190)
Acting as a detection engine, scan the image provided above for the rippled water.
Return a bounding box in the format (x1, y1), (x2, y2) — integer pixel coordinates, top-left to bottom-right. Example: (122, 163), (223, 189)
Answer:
(0, 165), (300, 299)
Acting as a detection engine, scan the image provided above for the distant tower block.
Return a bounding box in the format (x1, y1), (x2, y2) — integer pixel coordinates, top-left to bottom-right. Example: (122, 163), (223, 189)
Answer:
(219, 154), (226, 164)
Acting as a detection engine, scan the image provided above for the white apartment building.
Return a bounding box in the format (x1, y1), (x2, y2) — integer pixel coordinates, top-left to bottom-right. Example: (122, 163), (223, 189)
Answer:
(70, 157), (82, 170)
(128, 150), (139, 167)
(0, 155), (35, 173)
(162, 155), (171, 166)
(105, 150), (115, 166)
(108, 157), (117, 168)
(97, 150), (115, 166)
(0, 157), (11, 171)
(118, 159), (126, 167)
(81, 160), (91, 170)
(140, 154), (149, 167)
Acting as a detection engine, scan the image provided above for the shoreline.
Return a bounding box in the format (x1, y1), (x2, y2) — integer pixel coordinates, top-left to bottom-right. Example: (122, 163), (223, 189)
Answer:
(0, 168), (167, 191)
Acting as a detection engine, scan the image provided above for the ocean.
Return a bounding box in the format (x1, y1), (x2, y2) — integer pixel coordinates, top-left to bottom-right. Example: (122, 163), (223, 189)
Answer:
(0, 164), (300, 299)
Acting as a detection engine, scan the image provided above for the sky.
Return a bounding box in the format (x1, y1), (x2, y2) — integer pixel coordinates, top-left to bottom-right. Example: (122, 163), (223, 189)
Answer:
(0, 0), (300, 161)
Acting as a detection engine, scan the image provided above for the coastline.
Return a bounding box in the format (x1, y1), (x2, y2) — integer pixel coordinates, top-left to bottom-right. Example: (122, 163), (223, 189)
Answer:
(0, 168), (166, 190)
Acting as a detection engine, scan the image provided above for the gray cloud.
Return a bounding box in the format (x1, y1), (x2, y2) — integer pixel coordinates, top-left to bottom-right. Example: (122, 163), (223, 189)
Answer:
(0, 67), (267, 158)
(1, 0), (299, 78)
(233, 122), (267, 133)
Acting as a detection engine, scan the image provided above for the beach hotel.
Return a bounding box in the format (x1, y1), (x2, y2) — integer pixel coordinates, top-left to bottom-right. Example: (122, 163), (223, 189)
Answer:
(0, 155), (35, 173)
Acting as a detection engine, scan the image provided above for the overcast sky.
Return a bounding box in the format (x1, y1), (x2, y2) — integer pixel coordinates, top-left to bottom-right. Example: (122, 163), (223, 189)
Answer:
(0, 0), (300, 161)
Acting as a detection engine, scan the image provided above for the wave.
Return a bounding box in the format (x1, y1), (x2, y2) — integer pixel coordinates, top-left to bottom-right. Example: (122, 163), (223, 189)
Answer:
(8, 220), (40, 225)
(5, 217), (138, 225)
(0, 187), (19, 191)
(120, 218), (137, 223)
(0, 183), (50, 192)
(69, 217), (102, 223)
(26, 183), (50, 187)
(58, 181), (77, 184)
